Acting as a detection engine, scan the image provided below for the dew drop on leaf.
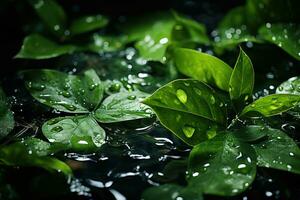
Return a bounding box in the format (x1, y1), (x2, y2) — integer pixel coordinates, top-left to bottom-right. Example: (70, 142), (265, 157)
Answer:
(176, 89), (187, 104)
(182, 125), (195, 138)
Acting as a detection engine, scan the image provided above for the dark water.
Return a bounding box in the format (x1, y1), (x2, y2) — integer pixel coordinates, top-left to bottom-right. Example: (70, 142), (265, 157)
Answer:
(1, 1), (300, 200)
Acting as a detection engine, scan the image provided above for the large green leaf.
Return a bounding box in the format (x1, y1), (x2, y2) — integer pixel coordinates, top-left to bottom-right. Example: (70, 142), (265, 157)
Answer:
(143, 79), (227, 146)
(229, 48), (254, 110)
(69, 15), (109, 36)
(171, 48), (233, 91)
(259, 23), (300, 61)
(188, 133), (257, 196)
(42, 115), (105, 151)
(28, 0), (67, 37)
(240, 94), (300, 117)
(94, 91), (153, 123)
(15, 34), (77, 59)
(0, 138), (72, 176)
(276, 76), (300, 118)
(252, 127), (300, 174)
(23, 69), (103, 113)
(142, 184), (203, 200)
(0, 87), (14, 139)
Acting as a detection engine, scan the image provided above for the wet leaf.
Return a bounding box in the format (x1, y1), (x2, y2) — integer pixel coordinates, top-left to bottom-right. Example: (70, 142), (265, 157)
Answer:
(143, 79), (227, 146)
(259, 23), (300, 61)
(171, 48), (233, 91)
(0, 138), (72, 176)
(42, 115), (105, 151)
(232, 125), (267, 143)
(229, 48), (254, 110)
(28, 0), (67, 37)
(188, 133), (257, 196)
(70, 15), (109, 36)
(0, 87), (14, 139)
(240, 94), (300, 117)
(252, 127), (300, 174)
(22, 69), (103, 113)
(15, 34), (77, 59)
(94, 91), (153, 123)
(276, 76), (300, 118)
(88, 34), (127, 53)
(142, 184), (203, 200)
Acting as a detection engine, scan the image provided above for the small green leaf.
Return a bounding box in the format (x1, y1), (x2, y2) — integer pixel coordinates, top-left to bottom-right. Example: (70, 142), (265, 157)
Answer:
(188, 133), (257, 196)
(15, 34), (77, 59)
(232, 125), (267, 142)
(28, 0), (67, 37)
(171, 48), (233, 91)
(142, 184), (203, 200)
(240, 94), (300, 117)
(23, 69), (103, 113)
(252, 127), (300, 174)
(229, 48), (254, 110)
(0, 138), (72, 177)
(259, 23), (300, 61)
(143, 79), (226, 146)
(0, 87), (14, 139)
(94, 91), (153, 123)
(276, 76), (300, 118)
(42, 115), (105, 151)
(70, 15), (109, 36)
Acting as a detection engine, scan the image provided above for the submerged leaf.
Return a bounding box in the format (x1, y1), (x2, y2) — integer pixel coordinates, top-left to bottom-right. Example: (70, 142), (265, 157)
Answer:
(0, 87), (14, 139)
(240, 94), (300, 117)
(188, 133), (257, 196)
(15, 34), (77, 59)
(171, 48), (233, 91)
(143, 79), (226, 145)
(94, 91), (153, 123)
(42, 115), (105, 150)
(22, 69), (103, 113)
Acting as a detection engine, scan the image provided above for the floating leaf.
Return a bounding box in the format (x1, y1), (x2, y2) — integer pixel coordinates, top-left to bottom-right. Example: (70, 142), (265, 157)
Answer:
(94, 91), (153, 123)
(240, 94), (300, 117)
(142, 184), (203, 200)
(188, 133), (257, 196)
(259, 23), (300, 61)
(42, 115), (105, 151)
(229, 48), (254, 110)
(70, 15), (109, 36)
(22, 69), (103, 113)
(15, 34), (77, 59)
(143, 79), (226, 145)
(252, 127), (300, 174)
(0, 87), (14, 139)
(0, 138), (72, 176)
(28, 0), (67, 37)
(171, 48), (233, 91)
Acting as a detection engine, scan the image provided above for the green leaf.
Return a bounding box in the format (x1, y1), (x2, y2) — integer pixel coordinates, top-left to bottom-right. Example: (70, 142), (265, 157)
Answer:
(229, 48), (254, 110)
(232, 125), (267, 143)
(240, 94), (300, 117)
(171, 48), (233, 91)
(0, 138), (72, 176)
(42, 115), (105, 151)
(94, 91), (153, 123)
(259, 23), (300, 61)
(70, 15), (109, 36)
(28, 0), (67, 37)
(142, 184), (203, 200)
(276, 76), (300, 118)
(188, 133), (257, 196)
(15, 34), (77, 59)
(88, 34), (126, 53)
(143, 79), (227, 146)
(252, 127), (300, 174)
(23, 69), (103, 113)
(0, 87), (14, 139)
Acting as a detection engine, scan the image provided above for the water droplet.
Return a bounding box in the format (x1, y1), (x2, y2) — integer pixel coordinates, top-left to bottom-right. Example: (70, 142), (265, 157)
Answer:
(89, 84), (98, 91)
(63, 104), (76, 111)
(210, 95), (216, 104)
(237, 164), (247, 169)
(193, 87), (202, 96)
(182, 126), (195, 138)
(289, 152), (295, 157)
(287, 164), (292, 171)
(51, 126), (63, 132)
(127, 95), (136, 100)
(47, 118), (60, 125)
(192, 172), (199, 177)
(176, 89), (187, 104)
